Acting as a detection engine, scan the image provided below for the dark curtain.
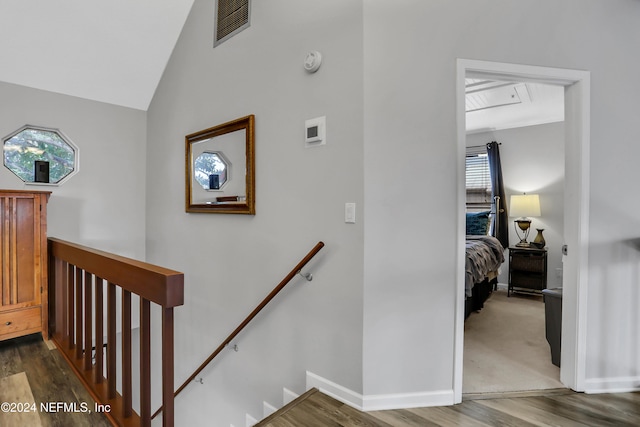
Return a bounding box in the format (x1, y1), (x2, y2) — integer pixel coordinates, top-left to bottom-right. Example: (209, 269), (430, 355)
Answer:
(487, 141), (509, 248)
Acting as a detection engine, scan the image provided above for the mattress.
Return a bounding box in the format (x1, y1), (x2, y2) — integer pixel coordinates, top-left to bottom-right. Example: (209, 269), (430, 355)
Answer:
(465, 235), (505, 297)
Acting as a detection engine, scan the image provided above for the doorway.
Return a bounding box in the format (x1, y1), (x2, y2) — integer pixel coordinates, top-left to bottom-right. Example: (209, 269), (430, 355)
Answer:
(454, 59), (590, 403)
(464, 78), (565, 394)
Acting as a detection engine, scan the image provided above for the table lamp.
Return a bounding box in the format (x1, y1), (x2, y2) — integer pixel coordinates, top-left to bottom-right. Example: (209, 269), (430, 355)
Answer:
(509, 194), (541, 247)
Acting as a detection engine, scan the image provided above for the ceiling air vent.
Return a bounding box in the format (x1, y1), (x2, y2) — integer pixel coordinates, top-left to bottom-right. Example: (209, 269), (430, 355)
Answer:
(465, 79), (532, 113)
(215, 0), (251, 47)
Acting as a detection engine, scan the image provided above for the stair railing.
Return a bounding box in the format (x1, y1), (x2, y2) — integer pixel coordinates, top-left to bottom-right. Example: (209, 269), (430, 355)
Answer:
(151, 241), (325, 420)
(48, 238), (184, 427)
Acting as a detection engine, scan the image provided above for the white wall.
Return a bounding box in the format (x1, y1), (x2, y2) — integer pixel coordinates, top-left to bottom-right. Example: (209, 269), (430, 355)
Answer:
(145, 1), (364, 425)
(364, 0), (640, 399)
(467, 122), (565, 288)
(0, 81), (147, 259)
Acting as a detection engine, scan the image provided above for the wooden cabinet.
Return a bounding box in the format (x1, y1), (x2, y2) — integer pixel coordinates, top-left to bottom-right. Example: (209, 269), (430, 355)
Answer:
(0, 190), (50, 341)
(508, 246), (547, 296)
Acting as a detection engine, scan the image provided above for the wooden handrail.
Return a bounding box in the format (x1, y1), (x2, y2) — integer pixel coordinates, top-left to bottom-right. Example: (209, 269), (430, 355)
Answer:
(49, 237), (184, 308)
(48, 238), (184, 427)
(151, 241), (325, 420)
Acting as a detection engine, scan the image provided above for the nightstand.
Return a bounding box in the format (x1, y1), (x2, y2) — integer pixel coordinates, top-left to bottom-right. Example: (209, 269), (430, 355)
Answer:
(508, 246), (548, 296)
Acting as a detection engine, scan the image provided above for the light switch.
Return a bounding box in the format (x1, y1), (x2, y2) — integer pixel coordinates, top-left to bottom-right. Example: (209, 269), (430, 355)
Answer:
(345, 203), (356, 223)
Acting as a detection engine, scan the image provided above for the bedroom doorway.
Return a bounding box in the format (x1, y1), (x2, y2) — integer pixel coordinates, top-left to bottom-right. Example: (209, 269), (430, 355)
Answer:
(454, 59), (590, 402)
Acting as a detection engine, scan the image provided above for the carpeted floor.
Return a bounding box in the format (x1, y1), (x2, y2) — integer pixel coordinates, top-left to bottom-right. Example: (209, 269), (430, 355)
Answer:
(463, 287), (564, 394)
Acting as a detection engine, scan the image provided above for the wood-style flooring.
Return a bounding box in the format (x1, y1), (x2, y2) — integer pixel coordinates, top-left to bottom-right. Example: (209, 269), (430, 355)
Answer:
(0, 334), (110, 427)
(257, 387), (640, 427)
(3, 335), (640, 426)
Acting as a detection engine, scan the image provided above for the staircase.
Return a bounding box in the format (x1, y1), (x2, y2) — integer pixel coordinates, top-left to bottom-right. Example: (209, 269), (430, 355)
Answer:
(252, 388), (316, 426)
(251, 388), (387, 427)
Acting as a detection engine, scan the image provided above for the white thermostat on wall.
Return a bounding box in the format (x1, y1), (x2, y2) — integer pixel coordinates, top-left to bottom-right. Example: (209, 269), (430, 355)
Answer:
(304, 51), (322, 73)
(305, 116), (326, 147)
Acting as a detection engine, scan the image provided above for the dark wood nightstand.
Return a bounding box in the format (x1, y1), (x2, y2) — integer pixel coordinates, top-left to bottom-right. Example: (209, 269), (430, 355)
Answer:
(508, 246), (548, 296)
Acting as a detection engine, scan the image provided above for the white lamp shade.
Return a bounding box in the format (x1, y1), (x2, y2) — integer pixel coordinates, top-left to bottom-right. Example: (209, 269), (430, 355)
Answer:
(510, 194), (541, 217)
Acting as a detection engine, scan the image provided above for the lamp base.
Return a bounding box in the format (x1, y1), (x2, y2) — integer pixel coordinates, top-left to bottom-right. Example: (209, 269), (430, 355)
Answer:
(514, 219), (532, 248)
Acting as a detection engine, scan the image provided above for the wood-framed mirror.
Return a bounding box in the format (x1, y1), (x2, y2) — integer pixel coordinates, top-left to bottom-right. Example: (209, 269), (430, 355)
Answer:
(185, 115), (255, 214)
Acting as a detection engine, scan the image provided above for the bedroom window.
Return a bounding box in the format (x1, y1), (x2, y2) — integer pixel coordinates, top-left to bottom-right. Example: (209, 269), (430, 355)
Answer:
(466, 145), (491, 211)
(3, 125), (78, 185)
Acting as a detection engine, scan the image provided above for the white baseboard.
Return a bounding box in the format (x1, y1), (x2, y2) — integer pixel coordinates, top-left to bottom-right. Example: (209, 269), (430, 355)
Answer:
(584, 376), (640, 394)
(362, 389), (455, 411)
(306, 371), (455, 411)
(306, 371), (365, 409)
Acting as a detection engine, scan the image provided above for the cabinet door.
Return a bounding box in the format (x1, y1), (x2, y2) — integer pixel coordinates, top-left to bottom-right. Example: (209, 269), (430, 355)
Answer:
(1, 195), (41, 309)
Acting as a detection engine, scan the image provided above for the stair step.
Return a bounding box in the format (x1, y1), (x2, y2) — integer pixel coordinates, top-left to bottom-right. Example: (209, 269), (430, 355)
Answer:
(263, 401), (277, 418)
(254, 388), (392, 426)
(246, 413), (258, 427)
(282, 387), (298, 406)
(254, 388), (319, 426)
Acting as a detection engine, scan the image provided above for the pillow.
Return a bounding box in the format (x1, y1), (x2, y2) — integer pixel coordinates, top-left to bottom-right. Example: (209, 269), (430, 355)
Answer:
(466, 211), (491, 235)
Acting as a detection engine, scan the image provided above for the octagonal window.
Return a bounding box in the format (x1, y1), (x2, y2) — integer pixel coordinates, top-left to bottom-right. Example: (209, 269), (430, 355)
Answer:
(3, 125), (78, 184)
(194, 151), (229, 190)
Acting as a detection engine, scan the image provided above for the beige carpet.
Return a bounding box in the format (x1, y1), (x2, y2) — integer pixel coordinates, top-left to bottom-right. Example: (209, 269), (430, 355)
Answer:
(463, 287), (564, 394)
(0, 372), (43, 427)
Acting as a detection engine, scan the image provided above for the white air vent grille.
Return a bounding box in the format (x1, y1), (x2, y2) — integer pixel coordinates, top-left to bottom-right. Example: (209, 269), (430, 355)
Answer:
(465, 79), (532, 113)
(215, 0), (250, 46)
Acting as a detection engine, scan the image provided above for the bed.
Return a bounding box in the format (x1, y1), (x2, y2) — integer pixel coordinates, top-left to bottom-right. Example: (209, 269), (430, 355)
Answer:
(465, 211), (505, 318)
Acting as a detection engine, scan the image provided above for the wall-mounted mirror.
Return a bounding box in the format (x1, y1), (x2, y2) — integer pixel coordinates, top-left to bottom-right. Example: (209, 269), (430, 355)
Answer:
(186, 115), (255, 214)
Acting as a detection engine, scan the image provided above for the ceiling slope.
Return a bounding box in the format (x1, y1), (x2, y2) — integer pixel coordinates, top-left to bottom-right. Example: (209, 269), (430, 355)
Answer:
(0, 0), (194, 110)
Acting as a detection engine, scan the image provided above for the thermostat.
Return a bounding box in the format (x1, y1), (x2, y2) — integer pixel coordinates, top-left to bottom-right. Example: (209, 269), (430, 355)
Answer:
(305, 116), (326, 147)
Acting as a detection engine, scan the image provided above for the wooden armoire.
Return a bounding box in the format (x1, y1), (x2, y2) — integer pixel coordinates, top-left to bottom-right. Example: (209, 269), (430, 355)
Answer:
(0, 190), (50, 341)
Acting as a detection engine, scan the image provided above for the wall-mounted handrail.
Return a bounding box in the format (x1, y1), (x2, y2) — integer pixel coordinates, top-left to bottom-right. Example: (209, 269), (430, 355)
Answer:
(48, 237), (184, 427)
(151, 241), (325, 420)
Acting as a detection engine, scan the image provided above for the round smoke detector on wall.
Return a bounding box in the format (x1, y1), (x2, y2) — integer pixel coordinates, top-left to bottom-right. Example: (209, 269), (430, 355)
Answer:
(304, 51), (322, 73)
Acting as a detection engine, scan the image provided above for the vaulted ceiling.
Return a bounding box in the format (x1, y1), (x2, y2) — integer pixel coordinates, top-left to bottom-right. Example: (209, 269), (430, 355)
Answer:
(1, 1), (565, 130)
(0, 0), (195, 111)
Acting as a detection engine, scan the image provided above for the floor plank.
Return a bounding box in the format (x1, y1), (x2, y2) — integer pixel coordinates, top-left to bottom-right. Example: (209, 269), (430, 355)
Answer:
(448, 399), (540, 427)
(0, 372), (43, 427)
(388, 406), (495, 427)
(0, 340), (23, 378)
(475, 397), (588, 427)
(259, 388), (640, 427)
(0, 334), (111, 427)
(543, 393), (640, 426)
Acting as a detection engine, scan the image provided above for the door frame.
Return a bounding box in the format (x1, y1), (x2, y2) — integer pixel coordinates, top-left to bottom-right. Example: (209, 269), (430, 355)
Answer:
(454, 59), (590, 402)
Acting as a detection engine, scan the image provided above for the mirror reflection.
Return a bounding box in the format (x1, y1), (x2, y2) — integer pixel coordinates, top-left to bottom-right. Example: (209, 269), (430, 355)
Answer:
(185, 115), (255, 214)
(195, 152), (228, 190)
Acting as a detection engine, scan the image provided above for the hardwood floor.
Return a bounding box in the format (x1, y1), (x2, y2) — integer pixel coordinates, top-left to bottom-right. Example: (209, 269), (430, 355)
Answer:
(0, 334), (111, 427)
(257, 388), (640, 427)
(3, 335), (639, 426)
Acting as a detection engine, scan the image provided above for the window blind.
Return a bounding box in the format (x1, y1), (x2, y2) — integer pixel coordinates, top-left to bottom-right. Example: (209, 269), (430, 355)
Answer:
(466, 145), (491, 210)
